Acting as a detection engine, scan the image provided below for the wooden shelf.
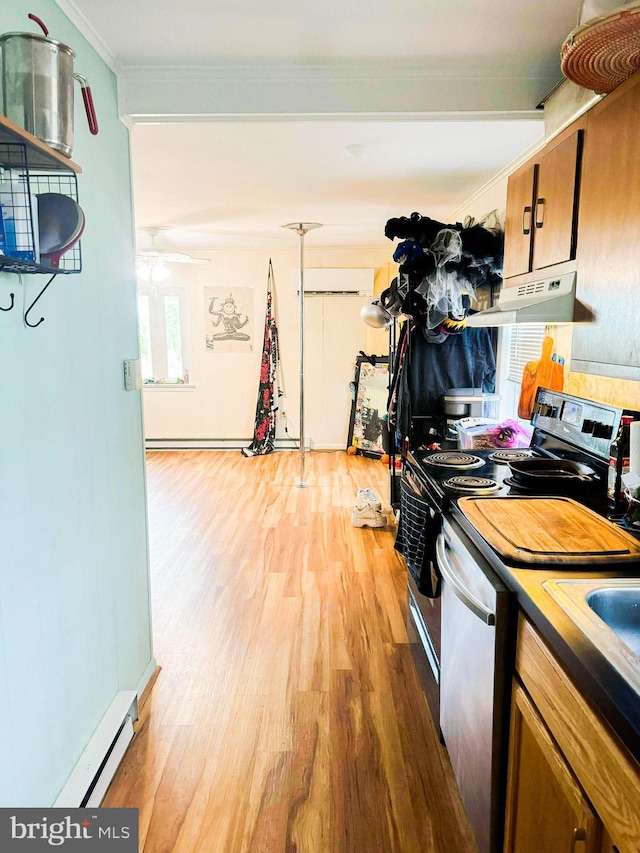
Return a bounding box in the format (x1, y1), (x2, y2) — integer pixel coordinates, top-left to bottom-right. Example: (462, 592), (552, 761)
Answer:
(0, 114), (81, 173)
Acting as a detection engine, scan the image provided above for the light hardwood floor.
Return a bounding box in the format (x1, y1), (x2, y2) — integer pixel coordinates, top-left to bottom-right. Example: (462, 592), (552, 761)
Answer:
(103, 450), (478, 853)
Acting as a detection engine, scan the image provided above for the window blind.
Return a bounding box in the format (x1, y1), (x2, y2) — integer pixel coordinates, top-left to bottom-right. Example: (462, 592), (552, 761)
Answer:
(507, 326), (546, 383)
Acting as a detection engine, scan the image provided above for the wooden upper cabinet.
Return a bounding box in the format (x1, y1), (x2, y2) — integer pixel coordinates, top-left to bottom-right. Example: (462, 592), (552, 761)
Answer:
(503, 682), (601, 853)
(503, 163), (537, 278)
(533, 132), (582, 270)
(570, 70), (640, 380)
(502, 124), (584, 281)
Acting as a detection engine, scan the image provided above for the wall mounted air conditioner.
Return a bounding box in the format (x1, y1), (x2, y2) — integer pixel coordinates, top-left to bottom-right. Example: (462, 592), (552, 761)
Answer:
(292, 268), (374, 296)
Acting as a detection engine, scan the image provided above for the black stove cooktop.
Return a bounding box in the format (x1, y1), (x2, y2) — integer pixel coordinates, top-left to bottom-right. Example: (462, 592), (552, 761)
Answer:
(404, 389), (638, 521)
(406, 447), (529, 510)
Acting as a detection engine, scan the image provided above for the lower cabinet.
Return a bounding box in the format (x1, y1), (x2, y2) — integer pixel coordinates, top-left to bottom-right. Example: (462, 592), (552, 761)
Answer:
(504, 681), (601, 853)
(507, 613), (640, 853)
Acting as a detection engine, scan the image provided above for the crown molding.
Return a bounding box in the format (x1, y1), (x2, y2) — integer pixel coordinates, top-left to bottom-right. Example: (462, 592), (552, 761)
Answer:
(53, 0), (121, 73)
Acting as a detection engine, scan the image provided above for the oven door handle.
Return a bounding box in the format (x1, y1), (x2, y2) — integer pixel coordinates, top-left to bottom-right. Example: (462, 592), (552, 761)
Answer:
(436, 534), (496, 626)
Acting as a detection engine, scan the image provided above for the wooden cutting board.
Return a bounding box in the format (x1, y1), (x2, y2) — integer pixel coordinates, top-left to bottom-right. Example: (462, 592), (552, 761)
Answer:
(517, 335), (564, 419)
(458, 496), (640, 566)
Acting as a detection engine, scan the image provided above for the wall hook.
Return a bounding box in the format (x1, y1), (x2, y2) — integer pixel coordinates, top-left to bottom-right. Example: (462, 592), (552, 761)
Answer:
(24, 274), (57, 328)
(0, 292), (15, 312)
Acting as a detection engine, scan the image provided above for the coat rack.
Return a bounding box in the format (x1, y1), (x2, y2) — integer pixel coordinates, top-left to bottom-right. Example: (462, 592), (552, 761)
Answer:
(281, 222), (323, 487)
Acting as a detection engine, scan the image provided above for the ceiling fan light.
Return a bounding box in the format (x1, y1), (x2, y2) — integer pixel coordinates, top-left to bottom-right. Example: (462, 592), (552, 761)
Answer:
(136, 262), (152, 281)
(150, 262), (170, 282)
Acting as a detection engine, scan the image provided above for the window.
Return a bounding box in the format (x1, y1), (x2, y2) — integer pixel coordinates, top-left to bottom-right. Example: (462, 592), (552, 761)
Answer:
(137, 285), (192, 384)
(506, 325), (546, 383)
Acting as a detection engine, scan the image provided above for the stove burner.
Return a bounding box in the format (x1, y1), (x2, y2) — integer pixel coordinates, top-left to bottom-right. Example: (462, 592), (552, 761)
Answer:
(425, 452), (484, 469)
(443, 475), (500, 494)
(488, 450), (533, 464)
(503, 477), (534, 492)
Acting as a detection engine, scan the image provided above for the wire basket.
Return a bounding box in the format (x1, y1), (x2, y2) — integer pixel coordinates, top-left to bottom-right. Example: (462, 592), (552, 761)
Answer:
(0, 142), (82, 275)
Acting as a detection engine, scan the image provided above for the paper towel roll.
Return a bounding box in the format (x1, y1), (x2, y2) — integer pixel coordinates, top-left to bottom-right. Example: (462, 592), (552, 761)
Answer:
(630, 419), (640, 476)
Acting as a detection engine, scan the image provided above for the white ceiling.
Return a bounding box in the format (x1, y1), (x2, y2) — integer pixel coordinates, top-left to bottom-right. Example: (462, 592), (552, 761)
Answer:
(60, 0), (584, 250)
(130, 119), (544, 250)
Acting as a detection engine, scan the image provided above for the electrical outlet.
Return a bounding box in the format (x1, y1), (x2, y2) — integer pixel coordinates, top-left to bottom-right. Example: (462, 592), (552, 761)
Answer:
(123, 358), (142, 391)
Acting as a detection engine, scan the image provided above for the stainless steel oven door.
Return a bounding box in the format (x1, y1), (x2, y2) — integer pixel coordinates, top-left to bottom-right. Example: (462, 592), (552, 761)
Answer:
(437, 519), (512, 853)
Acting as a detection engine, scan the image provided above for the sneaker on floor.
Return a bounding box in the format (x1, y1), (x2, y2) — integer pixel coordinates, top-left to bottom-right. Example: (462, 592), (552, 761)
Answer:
(351, 506), (387, 528)
(355, 487), (382, 510)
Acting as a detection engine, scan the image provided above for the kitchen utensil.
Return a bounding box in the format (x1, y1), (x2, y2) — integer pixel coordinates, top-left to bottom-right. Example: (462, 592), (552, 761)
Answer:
(37, 193), (85, 267)
(37, 193), (84, 254)
(0, 14), (98, 158)
(457, 496), (640, 566)
(360, 298), (393, 328)
(507, 457), (596, 487)
(442, 388), (501, 419)
(41, 213), (84, 268)
(518, 336), (563, 420)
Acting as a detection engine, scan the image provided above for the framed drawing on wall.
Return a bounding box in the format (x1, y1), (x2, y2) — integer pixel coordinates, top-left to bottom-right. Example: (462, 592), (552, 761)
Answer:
(347, 354), (389, 457)
(204, 287), (254, 353)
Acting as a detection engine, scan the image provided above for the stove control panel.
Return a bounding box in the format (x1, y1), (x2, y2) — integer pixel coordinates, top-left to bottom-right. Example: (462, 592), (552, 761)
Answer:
(532, 389), (621, 461)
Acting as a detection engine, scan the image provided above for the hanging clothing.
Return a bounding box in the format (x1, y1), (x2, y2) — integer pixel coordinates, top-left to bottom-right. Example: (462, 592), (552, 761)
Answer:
(395, 323), (496, 441)
(242, 260), (282, 457)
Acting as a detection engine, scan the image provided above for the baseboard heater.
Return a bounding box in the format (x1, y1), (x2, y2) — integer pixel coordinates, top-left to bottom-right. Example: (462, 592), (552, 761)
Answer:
(53, 691), (138, 808)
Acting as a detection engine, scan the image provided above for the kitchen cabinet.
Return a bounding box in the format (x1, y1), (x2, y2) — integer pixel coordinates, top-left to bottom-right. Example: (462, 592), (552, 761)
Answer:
(570, 70), (640, 381)
(502, 122), (584, 282)
(503, 681), (601, 853)
(506, 613), (640, 853)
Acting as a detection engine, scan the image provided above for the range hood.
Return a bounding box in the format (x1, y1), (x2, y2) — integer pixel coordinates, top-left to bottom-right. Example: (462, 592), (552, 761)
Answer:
(466, 272), (580, 327)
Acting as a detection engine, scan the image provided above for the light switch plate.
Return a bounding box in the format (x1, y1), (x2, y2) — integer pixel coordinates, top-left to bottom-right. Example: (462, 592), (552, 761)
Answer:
(123, 358), (142, 391)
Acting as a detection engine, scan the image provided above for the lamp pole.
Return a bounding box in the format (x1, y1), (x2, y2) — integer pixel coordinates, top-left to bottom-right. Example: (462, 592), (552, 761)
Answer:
(281, 222), (323, 487)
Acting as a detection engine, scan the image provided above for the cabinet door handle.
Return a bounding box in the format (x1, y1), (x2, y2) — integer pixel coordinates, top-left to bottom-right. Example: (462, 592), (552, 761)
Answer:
(570, 827), (586, 852)
(534, 197), (545, 228)
(522, 205), (532, 235)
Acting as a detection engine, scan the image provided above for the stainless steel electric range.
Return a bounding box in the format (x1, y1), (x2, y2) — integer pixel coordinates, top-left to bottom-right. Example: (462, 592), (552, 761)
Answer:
(396, 388), (631, 853)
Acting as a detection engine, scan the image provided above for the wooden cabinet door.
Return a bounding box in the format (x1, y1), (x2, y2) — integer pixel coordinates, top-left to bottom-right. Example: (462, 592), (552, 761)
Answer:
(503, 163), (536, 279)
(504, 682), (601, 853)
(571, 71), (640, 380)
(599, 827), (621, 853)
(531, 130), (582, 271)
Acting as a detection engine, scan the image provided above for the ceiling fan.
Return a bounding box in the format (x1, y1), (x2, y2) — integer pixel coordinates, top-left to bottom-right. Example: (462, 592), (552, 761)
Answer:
(136, 227), (210, 281)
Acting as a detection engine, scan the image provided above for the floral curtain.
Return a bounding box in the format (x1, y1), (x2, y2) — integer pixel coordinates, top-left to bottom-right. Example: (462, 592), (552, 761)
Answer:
(242, 259), (282, 457)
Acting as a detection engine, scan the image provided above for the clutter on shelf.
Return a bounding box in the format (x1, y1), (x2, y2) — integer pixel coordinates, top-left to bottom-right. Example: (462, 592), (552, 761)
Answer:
(383, 209), (504, 343)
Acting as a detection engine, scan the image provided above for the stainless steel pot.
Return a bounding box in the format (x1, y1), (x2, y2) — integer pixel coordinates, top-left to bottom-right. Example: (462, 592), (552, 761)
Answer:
(0, 15), (98, 158)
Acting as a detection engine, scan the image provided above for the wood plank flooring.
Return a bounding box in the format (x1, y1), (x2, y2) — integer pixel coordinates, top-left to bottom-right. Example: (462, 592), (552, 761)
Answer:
(103, 450), (478, 853)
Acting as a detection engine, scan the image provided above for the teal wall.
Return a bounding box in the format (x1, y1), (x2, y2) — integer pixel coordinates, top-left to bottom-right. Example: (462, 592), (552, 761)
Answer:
(0, 1), (153, 805)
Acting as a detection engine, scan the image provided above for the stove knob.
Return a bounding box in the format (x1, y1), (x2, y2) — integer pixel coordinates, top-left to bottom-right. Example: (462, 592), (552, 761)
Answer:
(593, 422), (613, 439)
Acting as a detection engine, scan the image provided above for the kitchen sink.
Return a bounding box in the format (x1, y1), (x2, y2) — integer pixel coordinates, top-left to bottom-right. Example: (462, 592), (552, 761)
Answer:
(543, 579), (640, 693)
(586, 587), (640, 656)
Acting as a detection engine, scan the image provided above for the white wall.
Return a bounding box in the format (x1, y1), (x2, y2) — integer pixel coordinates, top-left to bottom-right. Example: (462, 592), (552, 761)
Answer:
(142, 247), (393, 448)
(0, 0), (153, 805)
